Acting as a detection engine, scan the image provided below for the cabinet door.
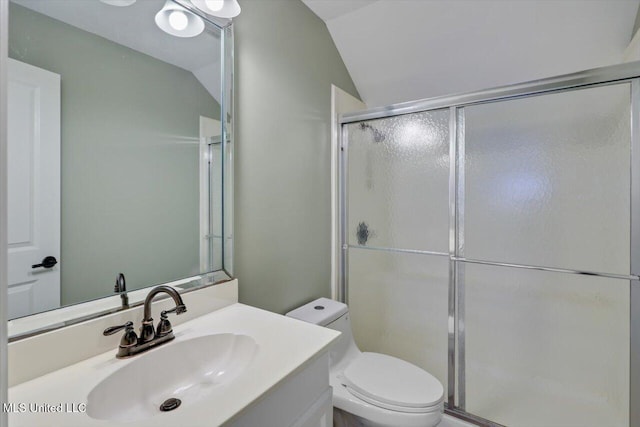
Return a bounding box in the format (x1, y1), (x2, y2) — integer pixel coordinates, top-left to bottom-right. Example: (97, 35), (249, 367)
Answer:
(226, 353), (330, 427)
(290, 388), (332, 427)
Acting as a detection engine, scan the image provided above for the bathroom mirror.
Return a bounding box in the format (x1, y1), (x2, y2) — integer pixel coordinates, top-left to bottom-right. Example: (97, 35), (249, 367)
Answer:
(7, 0), (233, 335)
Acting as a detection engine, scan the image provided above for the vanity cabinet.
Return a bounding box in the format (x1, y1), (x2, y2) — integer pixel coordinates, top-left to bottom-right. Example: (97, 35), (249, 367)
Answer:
(226, 352), (333, 427)
(8, 302), (340, 427)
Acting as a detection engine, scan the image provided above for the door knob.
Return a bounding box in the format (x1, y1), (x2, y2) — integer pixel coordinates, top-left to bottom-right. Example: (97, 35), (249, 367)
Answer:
(32, 256), (58, 269)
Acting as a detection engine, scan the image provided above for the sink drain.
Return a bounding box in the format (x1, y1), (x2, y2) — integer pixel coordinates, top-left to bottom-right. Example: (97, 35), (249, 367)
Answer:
(159, 398), (181, 412)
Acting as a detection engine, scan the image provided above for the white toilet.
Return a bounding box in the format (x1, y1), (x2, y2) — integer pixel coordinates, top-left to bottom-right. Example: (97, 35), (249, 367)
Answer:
(286, 297), (444, 427)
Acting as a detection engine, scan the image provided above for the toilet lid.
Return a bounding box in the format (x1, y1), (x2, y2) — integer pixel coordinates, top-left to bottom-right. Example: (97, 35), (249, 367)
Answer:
(341, 352), (444, 412)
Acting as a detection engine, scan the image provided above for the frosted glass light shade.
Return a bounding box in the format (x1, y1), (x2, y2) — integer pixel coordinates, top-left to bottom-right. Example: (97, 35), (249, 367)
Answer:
(100, 0), (136, 7)
(99, 0), (136, 6)
(155, 0), (205, 38)
(192, 0), (241, 18)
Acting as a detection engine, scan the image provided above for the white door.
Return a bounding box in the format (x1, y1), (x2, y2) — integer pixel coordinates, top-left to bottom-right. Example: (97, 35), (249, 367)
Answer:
(8, 58), (61, 319)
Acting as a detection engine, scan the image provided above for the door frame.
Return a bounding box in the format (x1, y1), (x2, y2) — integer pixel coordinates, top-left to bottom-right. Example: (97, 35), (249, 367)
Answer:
(330, 84), (365, 300)
(199, 116), (222, 272)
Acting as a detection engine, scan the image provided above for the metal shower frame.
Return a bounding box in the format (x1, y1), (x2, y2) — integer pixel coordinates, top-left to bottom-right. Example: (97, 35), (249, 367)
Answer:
(338, 60), (640, 427)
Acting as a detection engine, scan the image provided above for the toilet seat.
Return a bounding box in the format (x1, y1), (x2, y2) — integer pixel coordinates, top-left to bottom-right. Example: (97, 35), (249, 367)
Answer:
(340, 352), (444, 414)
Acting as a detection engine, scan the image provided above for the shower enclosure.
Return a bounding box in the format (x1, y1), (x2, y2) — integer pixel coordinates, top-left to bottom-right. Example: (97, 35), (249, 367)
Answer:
(338, 62), (640, 427)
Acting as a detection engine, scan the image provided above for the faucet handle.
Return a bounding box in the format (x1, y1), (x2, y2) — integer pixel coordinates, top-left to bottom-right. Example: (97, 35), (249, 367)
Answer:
(156, 305), (186, 337)
(104, 321), (138, 355)
(163, 304), (187, 316)
(104, 321), (134, 336)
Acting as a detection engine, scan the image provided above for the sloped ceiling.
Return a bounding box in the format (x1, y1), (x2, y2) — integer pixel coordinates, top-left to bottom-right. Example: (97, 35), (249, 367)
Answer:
(302, 0), (640, 107)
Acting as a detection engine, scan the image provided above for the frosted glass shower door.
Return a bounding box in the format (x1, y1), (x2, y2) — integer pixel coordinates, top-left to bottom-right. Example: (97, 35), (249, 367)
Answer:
(344, 110), (451, 395)
(464, 264), (629, 427)
(346, 111), (450, 252)
(464, 84), (631, 274)
(348, 250), (449, 394)
(463, 83), (632, 426)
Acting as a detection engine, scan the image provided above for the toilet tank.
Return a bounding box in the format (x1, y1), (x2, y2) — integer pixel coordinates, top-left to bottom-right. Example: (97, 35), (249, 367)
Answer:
(286, 298), (361, 369)
(286, 297), (348, 327)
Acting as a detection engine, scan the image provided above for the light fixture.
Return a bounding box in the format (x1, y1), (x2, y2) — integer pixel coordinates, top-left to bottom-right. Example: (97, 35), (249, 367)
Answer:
(99, 0), (136, 6)
(155, 0), (205, 38)
(191, 0), (241, 18)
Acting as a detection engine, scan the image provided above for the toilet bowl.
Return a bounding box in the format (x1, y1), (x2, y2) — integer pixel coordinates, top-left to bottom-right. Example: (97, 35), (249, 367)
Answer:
(286, 298), (444, 427)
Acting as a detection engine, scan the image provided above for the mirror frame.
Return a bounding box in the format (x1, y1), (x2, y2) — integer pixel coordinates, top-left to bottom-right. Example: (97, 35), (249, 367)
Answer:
(5, 1), (235, 342)
(1, 0), (9, 423)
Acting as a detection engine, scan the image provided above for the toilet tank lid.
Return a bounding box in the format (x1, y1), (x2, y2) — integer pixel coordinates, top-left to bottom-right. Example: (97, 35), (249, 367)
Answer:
(285, 297), (348, 326)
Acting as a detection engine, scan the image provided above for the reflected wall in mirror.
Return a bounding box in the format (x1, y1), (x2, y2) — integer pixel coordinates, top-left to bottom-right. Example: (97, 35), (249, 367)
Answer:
(7, 0), (232, 324)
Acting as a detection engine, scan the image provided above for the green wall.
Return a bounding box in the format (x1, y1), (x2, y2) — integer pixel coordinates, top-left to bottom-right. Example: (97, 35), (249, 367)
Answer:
(9, 3), (220, 305)
(234, 0), (360, 313)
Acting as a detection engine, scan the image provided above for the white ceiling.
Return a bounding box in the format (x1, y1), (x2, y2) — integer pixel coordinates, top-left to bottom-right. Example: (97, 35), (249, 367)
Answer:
(302, 0), (379, 21)
(302, 0), (640, 108)
(13, 0), (222, 103)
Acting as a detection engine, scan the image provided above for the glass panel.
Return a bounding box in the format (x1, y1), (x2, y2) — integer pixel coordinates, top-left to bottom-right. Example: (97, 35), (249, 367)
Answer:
(346, 110), (450, 252)
(465, 84), (630, 274)
(348, 248), (449, 396)
(465, 263), (629, 426)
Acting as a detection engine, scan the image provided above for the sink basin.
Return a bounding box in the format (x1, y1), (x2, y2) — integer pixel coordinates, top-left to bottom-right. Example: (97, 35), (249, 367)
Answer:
(87, 333), (257, 422)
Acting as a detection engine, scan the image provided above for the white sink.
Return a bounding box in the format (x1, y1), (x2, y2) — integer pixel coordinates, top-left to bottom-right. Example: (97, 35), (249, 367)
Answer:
(86, 333), (258, 422)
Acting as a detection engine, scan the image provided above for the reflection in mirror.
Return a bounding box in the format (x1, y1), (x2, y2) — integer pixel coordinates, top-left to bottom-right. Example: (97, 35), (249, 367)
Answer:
(7, 0), (231, 328)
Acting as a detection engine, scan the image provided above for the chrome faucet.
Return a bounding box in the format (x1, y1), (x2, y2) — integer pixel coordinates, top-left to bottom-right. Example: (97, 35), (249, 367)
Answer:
(103, 285), (187, 358)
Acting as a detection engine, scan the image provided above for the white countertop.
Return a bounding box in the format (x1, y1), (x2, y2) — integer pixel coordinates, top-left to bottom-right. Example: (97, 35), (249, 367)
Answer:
(8, 303), (340, 427)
